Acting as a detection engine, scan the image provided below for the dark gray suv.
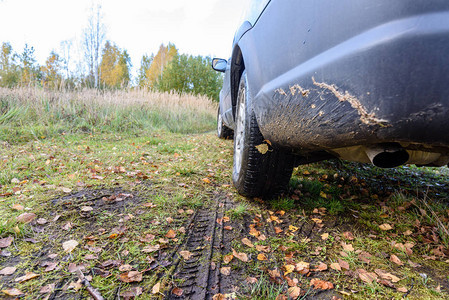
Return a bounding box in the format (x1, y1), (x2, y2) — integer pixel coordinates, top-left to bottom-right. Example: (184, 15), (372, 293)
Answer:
(213, 0), (449, 197)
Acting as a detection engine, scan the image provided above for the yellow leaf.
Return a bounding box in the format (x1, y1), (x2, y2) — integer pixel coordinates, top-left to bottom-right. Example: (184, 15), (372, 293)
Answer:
(255, 144), (269, 154)
(319, 191), (327, 199)
(257, 253), (268, 261)
(165, 229), (176, 239)
(283, 264), (295, 275)
(289, 225), (299, 232)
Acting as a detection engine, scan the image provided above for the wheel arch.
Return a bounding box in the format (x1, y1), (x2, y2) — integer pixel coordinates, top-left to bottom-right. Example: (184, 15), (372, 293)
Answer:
(230, 45), (245, 121)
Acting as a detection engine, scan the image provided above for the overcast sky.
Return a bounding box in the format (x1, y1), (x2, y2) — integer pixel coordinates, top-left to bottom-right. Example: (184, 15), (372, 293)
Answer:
(0, 0), (247, 74)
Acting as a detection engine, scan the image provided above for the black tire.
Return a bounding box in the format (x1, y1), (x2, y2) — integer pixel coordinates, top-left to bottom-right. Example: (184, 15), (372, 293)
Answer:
(217, 106), (233, 139)
(232, 71), (294, 198)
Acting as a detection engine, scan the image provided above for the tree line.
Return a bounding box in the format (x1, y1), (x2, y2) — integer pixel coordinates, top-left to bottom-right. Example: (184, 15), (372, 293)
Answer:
(0, 6), (222, 101)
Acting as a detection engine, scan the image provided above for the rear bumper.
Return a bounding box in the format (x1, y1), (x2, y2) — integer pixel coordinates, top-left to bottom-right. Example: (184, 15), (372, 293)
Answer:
(254, 11), (449, 154)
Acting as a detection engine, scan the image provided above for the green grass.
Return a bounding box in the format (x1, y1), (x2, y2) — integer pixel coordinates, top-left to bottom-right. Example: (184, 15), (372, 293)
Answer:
(1, 88), (449, 299)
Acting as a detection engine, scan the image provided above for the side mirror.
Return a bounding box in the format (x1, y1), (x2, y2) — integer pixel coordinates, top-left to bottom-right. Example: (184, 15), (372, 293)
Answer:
(212, 58), (227, 73)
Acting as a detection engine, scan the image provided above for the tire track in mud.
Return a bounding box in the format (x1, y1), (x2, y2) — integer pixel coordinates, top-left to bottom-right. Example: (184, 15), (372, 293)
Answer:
(167, 192), (235, 299)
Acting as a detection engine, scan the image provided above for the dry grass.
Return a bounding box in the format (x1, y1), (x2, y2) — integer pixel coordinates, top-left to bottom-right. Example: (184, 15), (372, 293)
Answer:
(0, 87), (217, 142)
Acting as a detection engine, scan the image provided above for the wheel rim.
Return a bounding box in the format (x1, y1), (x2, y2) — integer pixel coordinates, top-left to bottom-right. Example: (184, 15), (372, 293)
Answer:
(233, 85), (246, 181)
(217, 110), (223, 136)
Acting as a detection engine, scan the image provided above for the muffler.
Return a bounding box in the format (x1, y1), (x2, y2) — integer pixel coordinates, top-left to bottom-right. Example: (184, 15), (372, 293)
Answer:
(365, 143), (409, 168)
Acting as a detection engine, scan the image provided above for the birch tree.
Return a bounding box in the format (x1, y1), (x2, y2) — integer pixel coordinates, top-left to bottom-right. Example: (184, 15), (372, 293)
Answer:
(83, 4), (106, 88)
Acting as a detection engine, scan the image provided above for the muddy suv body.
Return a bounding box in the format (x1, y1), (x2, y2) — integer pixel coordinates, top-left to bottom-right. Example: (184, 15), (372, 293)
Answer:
(213, 0), (449, 197)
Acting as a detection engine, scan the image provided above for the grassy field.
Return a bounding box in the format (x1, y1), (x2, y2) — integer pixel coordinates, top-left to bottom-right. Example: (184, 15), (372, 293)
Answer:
(0, 88), (448, 299)
(0, 87), (217, 142)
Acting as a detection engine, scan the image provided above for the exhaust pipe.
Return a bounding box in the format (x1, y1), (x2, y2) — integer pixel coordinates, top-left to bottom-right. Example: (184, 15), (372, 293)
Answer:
(365, 143), (409, 168)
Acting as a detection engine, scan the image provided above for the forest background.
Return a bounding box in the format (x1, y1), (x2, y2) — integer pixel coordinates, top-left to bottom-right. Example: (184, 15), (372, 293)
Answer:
(0, 5), (223, 101)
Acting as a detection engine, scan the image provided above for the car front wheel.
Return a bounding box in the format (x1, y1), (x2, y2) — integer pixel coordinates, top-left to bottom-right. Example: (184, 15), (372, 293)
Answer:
(232, 71), (294, 198)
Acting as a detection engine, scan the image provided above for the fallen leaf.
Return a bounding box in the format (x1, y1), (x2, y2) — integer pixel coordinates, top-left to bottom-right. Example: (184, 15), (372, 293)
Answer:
(220, 267), (231, 276)
(0, 236), (13, 248)
(40, 283), (55, 294)
(338, 259), (350, 270)
(202, 178), (211, 184)
(11, 204), (24, 211)
(246, 277), (258, 284)
(224, 226), (233, 230)
(62, 240), (79, 253)
(390, 254), (403, 265)
(397, 287), (408, 293)
(2, 288), (24, 296)
(121, 287), (143, 299)
(172, 287), (183, 296)
(403, 230), (413, 236)
(408, 260), (421, 268)
(276, 295), (288, 300)
(257, 253), (268, 261)
(37, 218), (47, 225)
(288, 286), (301, 299)
(165, 229), (176, 239)
(268, 268), (281, 278)
(255, 144), (269, 154)
(142, 245), (160, 253)
(119, 271), (143, 283)
(295, 261), (310, 274)
(143, 202), (156, 208)
(0, 266), (16, 275)
(310, 278), (334, 290)
(223, 254), (234, 264)
(358, 251), (372, 264)
(321, 233), (329, 240)
(379, 223), (393, 231)
(341, 242), (354, 252)
(241, 238), (254, 248)
(16, 212), (36, 223)
(119, 264), (133, 272)
(311, 218), (323, 224)
(374, 269), (400, 283)
(357, 269), (378, 283)
(84, 254), (98, 260)
(283, 264), (295, 275)
(152, 282), (161, 294)
(257, 234), (267, 241)
(179, 250), (193, 260)
(330, 263), (341, 271)
(80, 206), (93, 212)
(313, 262), (328, 272)
(249, 227), (260, 237)
(343, 231), (354, 240)
(274, 227), (283, 234)
(255, 245), (270, 253)
(41, 261), (58, 272)
(15, 272), (40, 283)
(213, 294), (226, 300)
(232, 248), (248, 262)
(289, 225), (299, 232)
